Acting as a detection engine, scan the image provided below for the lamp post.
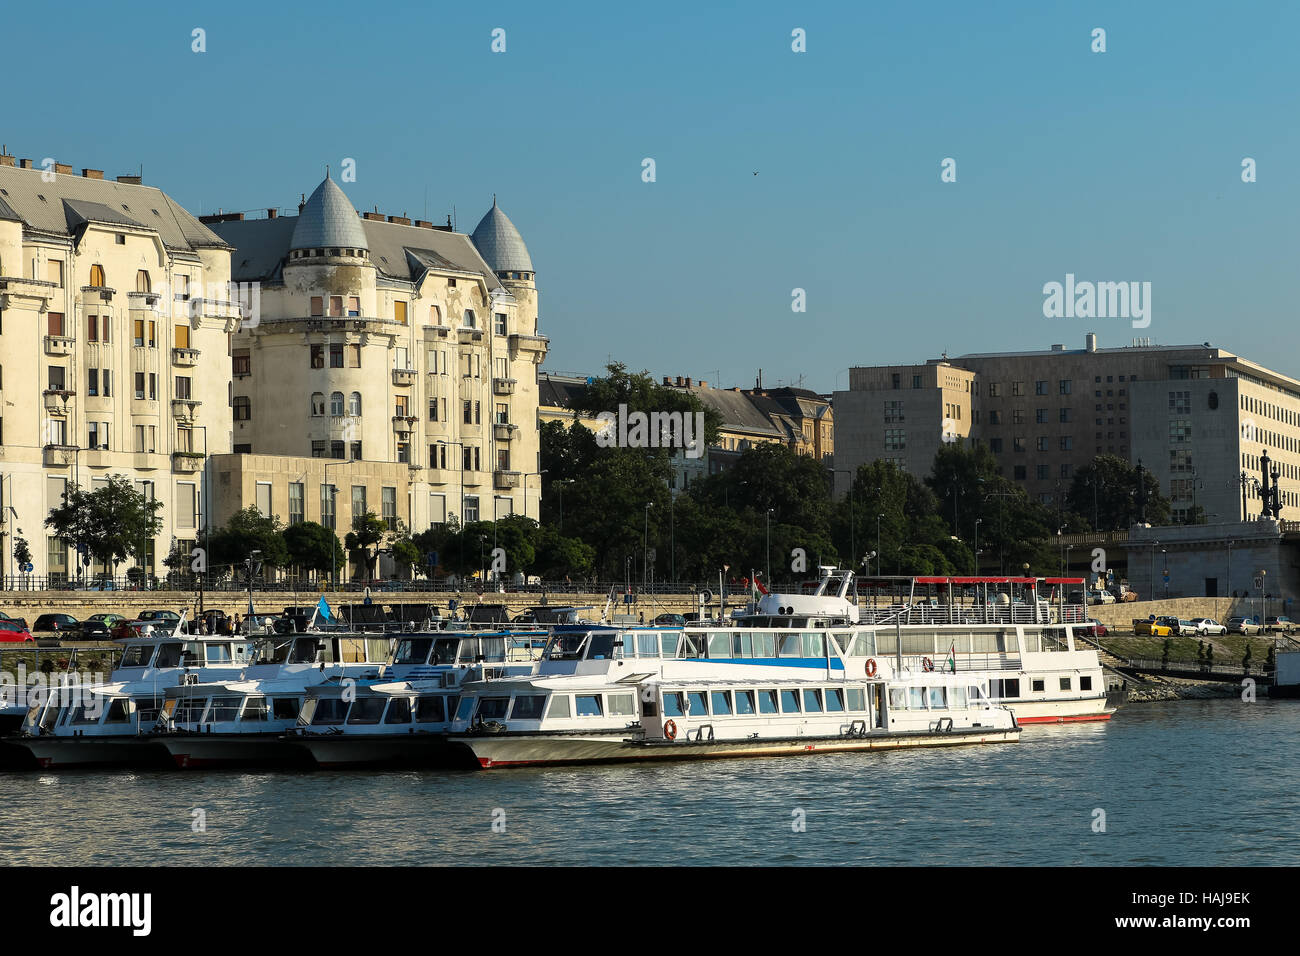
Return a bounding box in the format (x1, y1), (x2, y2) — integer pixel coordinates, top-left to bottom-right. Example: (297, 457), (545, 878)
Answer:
(1149, 540), (1159, 602)
(195, 424), (209, 615)
(1226, 539), (1234, 598)
(1162, 548), (1169, 599)
(643, 502), (652, 595)
(246, 548), (262, 623)
(877, 514), (883, 576)
(670, 493), (676, 583)
(974, 518), (982, 574)
(949, 485), (960, 538)
(765, 508), (774, 585)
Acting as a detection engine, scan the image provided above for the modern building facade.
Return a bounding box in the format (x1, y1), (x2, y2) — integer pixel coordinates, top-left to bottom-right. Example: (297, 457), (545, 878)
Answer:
(0, 155), (238, 581)
(204, 179), (547, 535)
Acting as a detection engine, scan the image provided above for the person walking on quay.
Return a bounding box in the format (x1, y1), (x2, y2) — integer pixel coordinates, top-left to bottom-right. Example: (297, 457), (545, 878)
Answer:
(233, 613), (243, 636)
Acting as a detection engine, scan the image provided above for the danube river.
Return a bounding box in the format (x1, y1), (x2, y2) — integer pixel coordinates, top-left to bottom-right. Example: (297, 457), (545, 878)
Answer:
(0, 698), (1292, 866)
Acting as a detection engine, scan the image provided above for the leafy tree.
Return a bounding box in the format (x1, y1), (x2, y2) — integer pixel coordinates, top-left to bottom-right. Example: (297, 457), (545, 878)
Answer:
(390, 536), (422, 580)
(344, 512), (392, 582)
(532, 524), (596, 580)
(12, 535), (31, 570)
(45, 475), (163, 577)
(208, 507), (288, 577)
(284, 521), (343, 576)
(1066, 455), (1172, 531)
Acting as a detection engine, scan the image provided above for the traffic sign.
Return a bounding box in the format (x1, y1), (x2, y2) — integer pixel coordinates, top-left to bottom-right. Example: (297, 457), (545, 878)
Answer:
(1254, 576), (1264, 590)
(19, 563), (33, 573)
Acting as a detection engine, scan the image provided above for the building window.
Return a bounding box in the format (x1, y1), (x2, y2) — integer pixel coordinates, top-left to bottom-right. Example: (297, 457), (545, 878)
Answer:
(988, 410), (1000, 425)
(397, 442), (410, 464)
(87, 369), (99, 396)
(462, 309), (476, 329)
(382, 487), (397, 530)
(1169, 420), (1192, 443)
(136, 270), (151, 293)
(1012, 409), (1025, 425)
(1014, 465), (1027, 480)
(352, 485), (367, 520)
(395, 395), (409, 417)
(288, 483), (304, 525)
(48, 259), (64, 288)
(349, 392), (362, 416)
(348, 344), (361, 368)
(1059, 380), (1072, 395)
(311, 392), (325, 416)
(47, 312), (65, 337)
(494, 313), (507, 336)
(495, 403), (509, 425)
(1059, 408), (1071, 423)
(328, 295), (343, 317)
(175, 376), (192, 400)
(884, 428), (906, 451)
(1036, 464), (1050, 479)
(911, 374), (921, 389)
(1060, 436), (1073, 451)
(310, 345), (324, 368)
(988, 383), (1001, 397)
(321, 485), (337, 530)
(1168, 390), (1191, 415)
(350, 441), (362, 461)
(1035, 380), (1048, 395)
(1036, 437), (1049, 452)
(330, 392), (344, 416)
(233, 396), (251, 421)
(233, 349), (250, 376)
(1013, 437), (1026, 453)
(1011, 382), (1024, 396)
(348, 297), (360, 317)
(394, 301), (408, 325)
(883, 400), (904, 424)
(989, 438), (1003, 453)
(311, 296), (323, 316)
(464, 495), (479, 523)
(330, 344), (344, 368)
(1036, 408), (1048, 424)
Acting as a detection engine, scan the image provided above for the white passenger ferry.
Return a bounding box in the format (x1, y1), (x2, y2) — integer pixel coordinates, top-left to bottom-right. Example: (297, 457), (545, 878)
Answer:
(447, 625), (1018, 769)
(286, 631), (542, 767)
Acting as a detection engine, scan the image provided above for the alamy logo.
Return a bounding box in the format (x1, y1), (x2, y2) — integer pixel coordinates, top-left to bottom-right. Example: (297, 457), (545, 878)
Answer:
(595, 404), (706, 459)
(49, 886), (151, 936)
(1042, 274), (1151, 328)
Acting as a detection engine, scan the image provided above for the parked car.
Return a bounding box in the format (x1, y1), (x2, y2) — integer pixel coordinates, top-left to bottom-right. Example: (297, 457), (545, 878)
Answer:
(1092, 589), (1116, 604)
(32, 613), (80, 635)
(1134, 618), (1174, 637)
(1265, 616), (1296, 634)
(111, 609), (183, 639)
(653, 613), (687, 628)
(1175, 619), (1199, 636)
(0, 619), (34, 643)
(1192, 618), (1228, 636)
(1226, 616), (1261, 635)
(79, 613), (127, 640)
(1080, 618), (1108, 638)
(0, 610), (30, 630)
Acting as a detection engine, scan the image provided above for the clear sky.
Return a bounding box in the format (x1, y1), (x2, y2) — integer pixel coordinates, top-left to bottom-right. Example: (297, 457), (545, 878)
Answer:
(7, 0), (1299, 391)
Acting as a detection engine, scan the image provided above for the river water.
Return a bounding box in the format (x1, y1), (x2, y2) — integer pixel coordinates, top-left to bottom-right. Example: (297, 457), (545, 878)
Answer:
(0, 698), (1292, 866)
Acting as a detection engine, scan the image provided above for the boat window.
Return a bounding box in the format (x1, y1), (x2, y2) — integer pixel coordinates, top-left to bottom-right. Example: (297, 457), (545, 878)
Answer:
(803, 633), (826, 657)
(103, 699), (135, 724)
(480, 638), (507, 663)
(753, 633), (776, 658)
(735, 690), (755, 715)
(661, 633), (680, 656)
(272, 698), (300, 720)
(758, 690), (779, 714)
(384, 698), (412, 723)
(154, 643), (183, 668)
(242, 697), (268, 721)
(136, 697), (163, 724)
(366, 639), (391, 662)
(311, 698), (348, 726)
(851, 632), (875, 657)
(833, 633), (851, 654)
(902, 634), (934, 655)
(927, 687), (946, 709)
(575, 695), (602, 717)
(476, 697), (510, 720)
(780, 689), (801, 713)
(778, 633), (803, 657)
(971, 631), (1001, 653)
(889, 688), (907, 710)
(206, 644), (234, 664)
(825, 688), (845, 713)
(510, 696), (546, 720)
(289, 638), (321, 664)
(210, 696), (242, 721)
(803, 689), (823, 713)
(182, 642), (204, 666)
(637, 633), (660, 658)
(1031, 679), (1044, 693)
(908, 687), (926, 709)
(1059, 677), (1072, 691)
(847, 687), (866, 711)
(687, 691), (708, 716)
(415, 696), (446, 723)
(877, 633), (899, 654)
(394, 637), (435, 665)
(710, 691), (732, 715)
(423, 637), (456, 665)
(1081, 675), (1093, 691)
(708, 633), (730, 657)
(455, 697), (476, 721)
(118, 644), (153, 668)
(546, 631), (585, 660)
(952, 687), (968, 708)
(1023, 633), (1042, 653)
(70, 704), (102, 725)
(728, 634), (749, 657)
(586, 633), (618, 660)
(547, 695), (571, 719)
(174, 696), (208, 723)
(678, 634), (704, 659)
(662, 693), (685, 717)
(608, 693), (636, 716)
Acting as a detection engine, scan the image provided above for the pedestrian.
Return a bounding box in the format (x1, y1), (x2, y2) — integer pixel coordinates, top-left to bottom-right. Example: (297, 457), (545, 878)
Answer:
(233, 613), (242, 635)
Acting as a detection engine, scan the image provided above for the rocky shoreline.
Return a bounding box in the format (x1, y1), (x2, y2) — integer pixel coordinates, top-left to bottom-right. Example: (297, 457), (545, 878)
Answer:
(1122, 675), (1248, 702)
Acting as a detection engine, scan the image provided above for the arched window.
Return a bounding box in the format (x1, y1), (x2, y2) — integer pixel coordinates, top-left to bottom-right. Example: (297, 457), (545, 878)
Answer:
(430, 304), (442, 325)
(90, 264), (106, 287)
(311, 392), (325, 416)
(330, 392), (344, 416)
(348, 392), (362, 416)
(462, 309), (476, 329)
(136, 270), (151, 293)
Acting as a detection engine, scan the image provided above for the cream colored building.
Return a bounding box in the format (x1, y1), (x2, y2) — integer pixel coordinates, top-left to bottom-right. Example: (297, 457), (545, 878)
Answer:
(204, 178), (547, 536)
(0, 154), (238, 581)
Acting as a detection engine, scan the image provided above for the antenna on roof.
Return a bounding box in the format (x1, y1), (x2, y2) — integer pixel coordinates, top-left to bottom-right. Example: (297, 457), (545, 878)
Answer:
(453, 205), (457, 231)
(326, 164), (330, 179)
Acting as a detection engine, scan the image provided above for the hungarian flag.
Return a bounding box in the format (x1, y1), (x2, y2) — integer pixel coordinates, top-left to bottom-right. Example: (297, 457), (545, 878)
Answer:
(946, 640), (957, 673)
(752, 572), (769, 600)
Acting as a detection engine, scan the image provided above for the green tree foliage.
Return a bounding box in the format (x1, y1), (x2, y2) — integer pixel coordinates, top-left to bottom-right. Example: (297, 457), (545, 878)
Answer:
(208, 507), (288, 575)
(44, 474), (164, 576)
(1066, 454), (1172, 531)
(344, 512), (391, 581)
(283, 521), (344, 575)
(390, 536), (422, 580)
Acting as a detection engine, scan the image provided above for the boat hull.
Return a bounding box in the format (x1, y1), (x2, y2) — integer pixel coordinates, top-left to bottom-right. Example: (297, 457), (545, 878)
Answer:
(159, 733), (316, 769)
(455, 726), (1020, 769)
(1002, 694), (1116, 724)
(289, 732), (459, 769)
(14, 736), (171, 769)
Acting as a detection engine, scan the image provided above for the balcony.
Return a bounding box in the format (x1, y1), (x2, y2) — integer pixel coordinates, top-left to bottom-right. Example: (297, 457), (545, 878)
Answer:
(392, 367), (417, 387)
(494, 470), (521, 490)
(84, 447), (112, 468)
(43, 444), (78, 467)
(171, 399), (202, 422)
(172, 451), (204, 474)
(172, 347), (201, 367)
(80, 285), (115, 303)
(423, 324), (453, 340)
(458, 328), (484, 345)
(43, 389), (74, 415)
(0, 275), (57, 309)
(133, 452), (159, 470)
(392, 415), (417, 435)
(508, 333), (549, 358)
(493, 377), (516, 396)
(127, 291), (161, 310)
(44, 335), (75, 357)
(493, 423), (517, 441)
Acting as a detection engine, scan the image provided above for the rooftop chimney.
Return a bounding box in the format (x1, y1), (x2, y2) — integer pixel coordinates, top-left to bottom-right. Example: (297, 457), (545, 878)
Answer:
(0, 147), (14, 168)
(81, 168), (103, 180)
(685, 377), (692, 388)
(1085, 332), (1098, 353)
(699, 380), (708, 388)
(387, 214), (411, 226)
(298, 193), (307, 213)
(363, 212), (385, 221)
(19, 159), (32, 169)
(675, 376), (684, 386)
(415, 219), (433, 229)
(53, 163), (72, 175)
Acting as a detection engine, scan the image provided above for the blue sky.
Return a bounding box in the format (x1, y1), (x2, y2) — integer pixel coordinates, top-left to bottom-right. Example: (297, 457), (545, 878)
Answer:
(8, 0), (1300, 391)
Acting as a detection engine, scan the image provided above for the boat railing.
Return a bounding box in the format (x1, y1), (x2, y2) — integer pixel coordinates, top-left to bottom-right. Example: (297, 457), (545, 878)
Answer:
(894, 653), (1024, 673)
(858, 602), (1086, 626)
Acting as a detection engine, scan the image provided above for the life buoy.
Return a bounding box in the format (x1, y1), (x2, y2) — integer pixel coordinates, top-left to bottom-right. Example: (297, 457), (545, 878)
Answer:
(865, 658), (878, 678)
(922, 657), (934, 672)
(663, 719), (678, 741)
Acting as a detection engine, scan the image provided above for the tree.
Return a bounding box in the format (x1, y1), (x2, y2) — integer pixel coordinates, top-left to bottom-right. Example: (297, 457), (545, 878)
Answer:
(208, 507), (288, 577)
(45, 475), (163, 577)
(390, 536), (421, 580)
(12, 535), (31, 570)
(283, 521), (343, 576)
(1066, 455), (1172, 531)
(344, 512), (392, 582)
(532, 525), (595, 580)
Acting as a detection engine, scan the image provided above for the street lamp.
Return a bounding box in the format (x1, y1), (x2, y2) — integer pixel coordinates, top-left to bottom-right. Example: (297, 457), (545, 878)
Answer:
(877, 514), (884, 576)
(246, 548), (262, 623)
(643, 502), (652, 595)
(974, 518), (982, 574)
(1162, 548), (1168, 599)
(1149, 540), (1159, 602)
(765, 508), (774, 585)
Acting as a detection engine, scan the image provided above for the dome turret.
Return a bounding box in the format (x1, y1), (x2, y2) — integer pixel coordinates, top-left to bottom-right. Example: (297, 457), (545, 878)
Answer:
(471, 197), (533, 274)
(290, 174), (368, 252)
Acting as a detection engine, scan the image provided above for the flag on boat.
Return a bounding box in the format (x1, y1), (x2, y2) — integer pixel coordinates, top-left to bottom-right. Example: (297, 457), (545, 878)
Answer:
(316, 597), (332, 621)
(946, 640), (957, 672)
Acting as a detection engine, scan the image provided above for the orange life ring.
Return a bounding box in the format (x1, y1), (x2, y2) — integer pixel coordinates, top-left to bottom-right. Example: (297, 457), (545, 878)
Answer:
(922, 657), (934, 672)
(865, 658), (878, 678)
(663, 719), (678, 741)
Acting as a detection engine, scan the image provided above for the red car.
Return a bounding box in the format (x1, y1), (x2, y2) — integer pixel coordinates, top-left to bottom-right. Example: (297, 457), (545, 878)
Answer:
(0, 619), (35, 642)
(1081, 619), (1108, 638)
